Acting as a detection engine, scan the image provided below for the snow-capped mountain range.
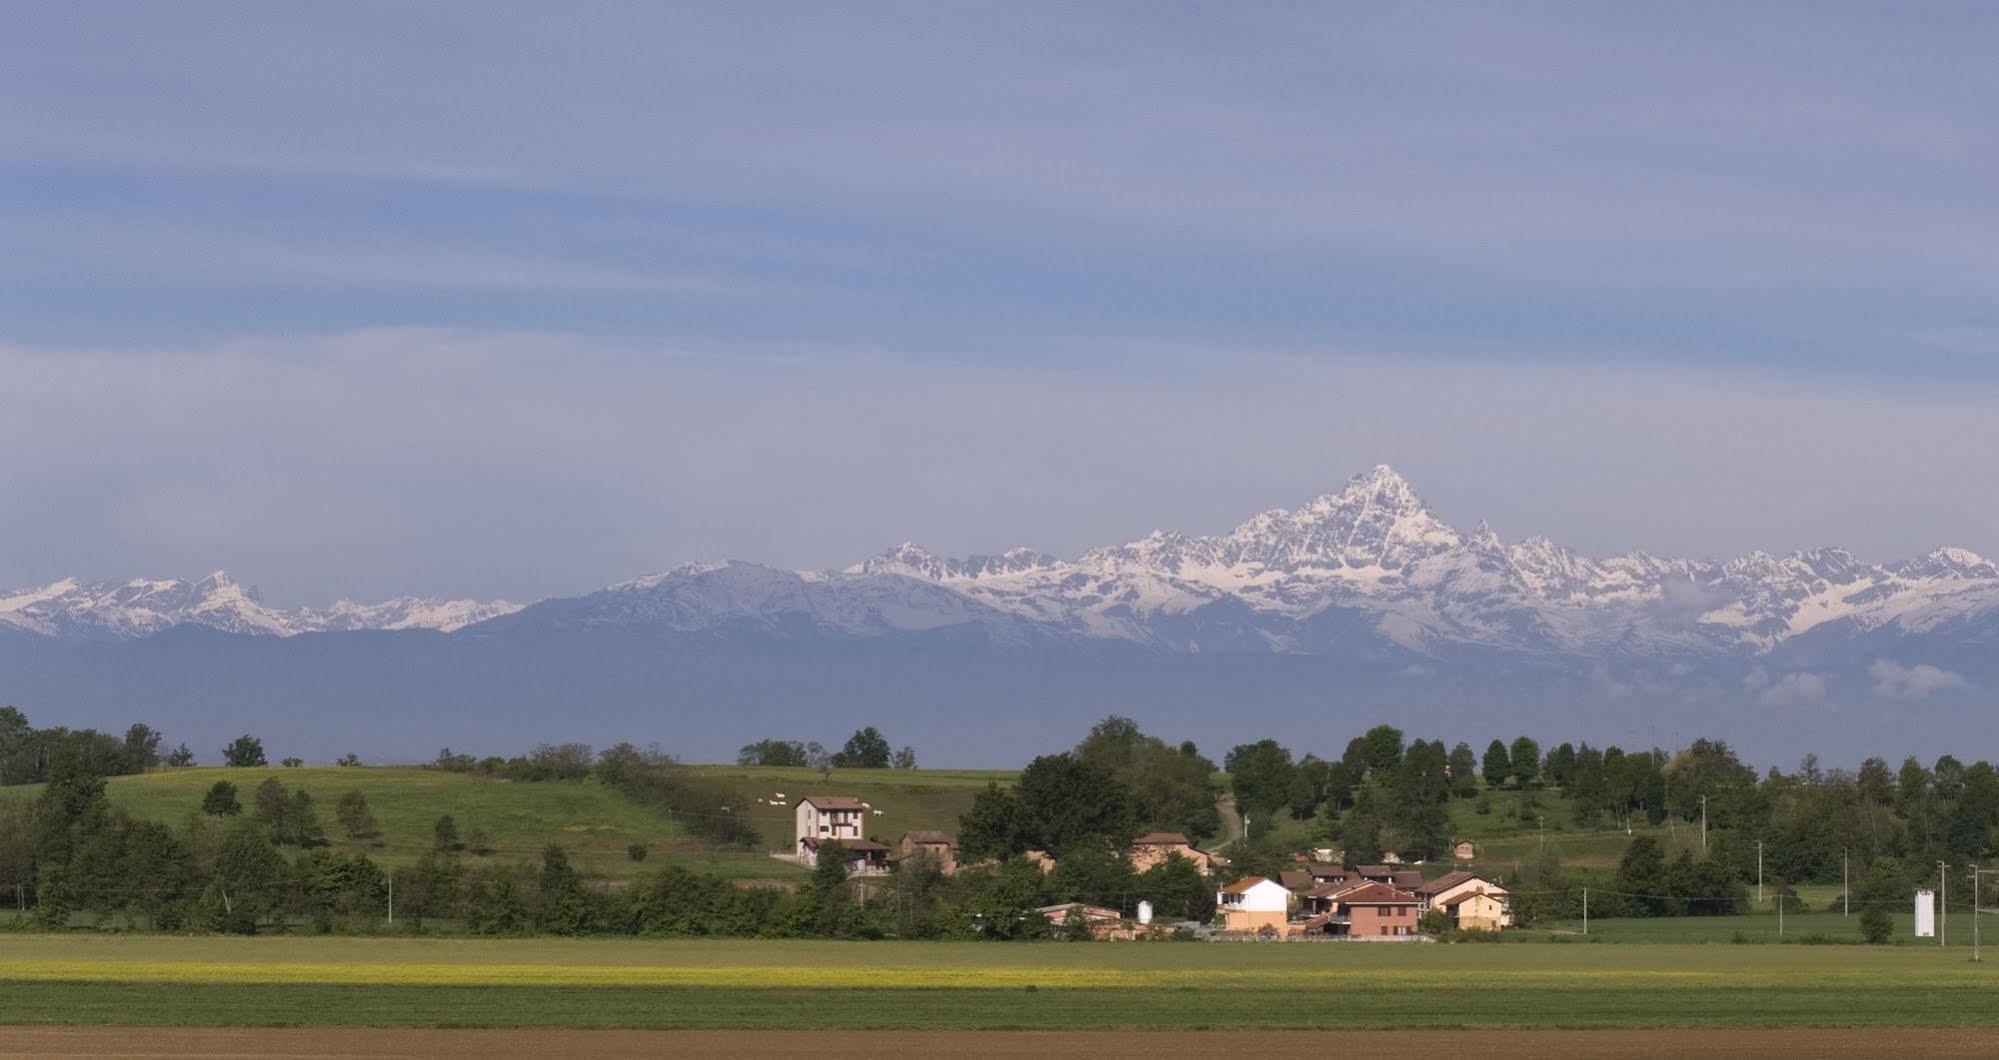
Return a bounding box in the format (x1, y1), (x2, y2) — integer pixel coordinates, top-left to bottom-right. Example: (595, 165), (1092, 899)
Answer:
(487, 465), (1999, 662)
(6, 466), (1996, 663)
(0, 571), (519, 640)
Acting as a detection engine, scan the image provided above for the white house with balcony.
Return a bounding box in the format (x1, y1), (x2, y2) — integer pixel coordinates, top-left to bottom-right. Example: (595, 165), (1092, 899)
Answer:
(795, 795), (868, 858)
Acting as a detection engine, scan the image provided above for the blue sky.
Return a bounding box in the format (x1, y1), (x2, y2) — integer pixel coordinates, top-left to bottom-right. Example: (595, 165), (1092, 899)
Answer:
(4, 4), (1997, 604)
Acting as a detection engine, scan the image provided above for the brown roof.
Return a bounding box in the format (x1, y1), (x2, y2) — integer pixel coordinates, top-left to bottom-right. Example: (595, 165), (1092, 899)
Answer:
(902, 831), (955, 846)
(1221, 875), (1273, 895)
(1278, 870), (1313, 891)
(1391, 870), (1425, 889)
(802, 795), (866, 810)
(1356, 864), (1394, 876)
(1328, 882), (1421, 906)
(1439, 888), (1505, 909)
(1306, 862), (1352, 879)
(1414, 870), (1484, 897)
(1132, 832), (1193, 846)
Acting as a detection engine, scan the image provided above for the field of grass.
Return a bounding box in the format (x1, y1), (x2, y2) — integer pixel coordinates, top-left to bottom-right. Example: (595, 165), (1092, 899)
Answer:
(4, 762), (1020, 883)
(73, 766), (688, 880)
(1, 934), (1995, 1029)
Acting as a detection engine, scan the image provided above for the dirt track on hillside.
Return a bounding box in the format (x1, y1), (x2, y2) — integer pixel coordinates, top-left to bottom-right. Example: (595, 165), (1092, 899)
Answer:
(5, 1027), (1997, 1058)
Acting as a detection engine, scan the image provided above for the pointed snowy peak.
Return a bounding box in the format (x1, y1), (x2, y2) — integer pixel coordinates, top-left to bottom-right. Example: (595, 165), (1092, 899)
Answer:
(1222, 464), (1461, 571)
(1895, 546), (1999, 581)
(852, 541), (950, 580)
(1468, 520), (1505, 556)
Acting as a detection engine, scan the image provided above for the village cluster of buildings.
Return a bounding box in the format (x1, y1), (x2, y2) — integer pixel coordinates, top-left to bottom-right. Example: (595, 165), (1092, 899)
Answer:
(1219, 864), (1511, 938)
(790, 793), (1510, 940)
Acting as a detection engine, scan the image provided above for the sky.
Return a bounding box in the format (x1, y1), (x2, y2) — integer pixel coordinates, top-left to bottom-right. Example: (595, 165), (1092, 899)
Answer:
(4, 3), (1997, 606)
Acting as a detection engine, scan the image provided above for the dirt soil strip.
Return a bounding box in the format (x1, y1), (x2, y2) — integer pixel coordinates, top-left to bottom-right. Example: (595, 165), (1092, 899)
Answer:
(5, 1028), (1999, 1059)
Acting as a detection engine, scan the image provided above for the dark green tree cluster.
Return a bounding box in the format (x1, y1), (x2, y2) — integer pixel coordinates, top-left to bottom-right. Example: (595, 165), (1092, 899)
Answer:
(0, 707), (179, 785)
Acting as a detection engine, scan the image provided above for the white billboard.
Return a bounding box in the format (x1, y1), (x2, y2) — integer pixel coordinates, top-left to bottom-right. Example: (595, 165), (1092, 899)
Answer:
(1915, 888), (1936, 938)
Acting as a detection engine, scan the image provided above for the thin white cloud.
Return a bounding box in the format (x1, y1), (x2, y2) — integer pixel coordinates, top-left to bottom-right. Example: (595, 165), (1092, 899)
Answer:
(1759, 672), (1829, 707)
(1868, 659), (1971, 701)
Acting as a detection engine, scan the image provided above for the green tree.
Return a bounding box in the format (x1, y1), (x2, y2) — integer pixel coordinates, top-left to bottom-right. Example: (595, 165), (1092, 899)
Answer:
(1615, 835), (1667, 916)
(893, 746), (917, 770)
(832, 727), (893, 769)
(335, 789), (378, 840)
(202, 780), (242, 816)
(957, 782), (1029, 862)
(1447, 742), (1479, 798)
(211, 821), (288, 932)
(736, 739), (808, 767)
(1224, 739), (1296, 823)
(1482, 739), (1511, 789)
(222, 734), (266, 768)
(121, 723), (163, 771)
(536, 844), (593, 935)
(1075, 716), (1220, 841)
(1510, 736), (1541, 787)
(1016, 753), (1136, 855)
(165, 743), (195, 768)
(1546, 742), (1578, 787)
(434, 814), (462, 852)
(1361, 725), (1405, 773)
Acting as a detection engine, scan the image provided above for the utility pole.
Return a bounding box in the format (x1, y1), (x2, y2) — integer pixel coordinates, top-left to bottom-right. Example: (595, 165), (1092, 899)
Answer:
(1583, 887), (1589, 935)
(1777, 893), (1784, 938)
(1699, 795), (1708, 850)
(1539, 816), (1546, 854)
(387, 874), (394, 927)
(1939, 862), (1948, 948)
(1842, 848), (1849, 917)
(1972, 867), (1993, 964)
(1757, 841), (1764, 906)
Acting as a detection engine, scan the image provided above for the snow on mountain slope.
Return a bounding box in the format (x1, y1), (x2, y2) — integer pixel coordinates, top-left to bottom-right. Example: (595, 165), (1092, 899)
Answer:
(8, 466), (1995, 660)
(0, 572), (518, 639)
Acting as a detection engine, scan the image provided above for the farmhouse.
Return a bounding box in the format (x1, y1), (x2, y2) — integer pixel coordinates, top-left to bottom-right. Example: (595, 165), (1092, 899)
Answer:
(1412, 871), (1510, 920)
(794, 795), (867, 859)
(897, 831), (959, 875)
(1128, 832), (1218, 873)
(1452, 840), (1478, 860)
(799, 836), (892, 876)
(1217, 876), (1291, 934)
(1439, 888), (1510, 931)
(1037, 902), (1133, 939)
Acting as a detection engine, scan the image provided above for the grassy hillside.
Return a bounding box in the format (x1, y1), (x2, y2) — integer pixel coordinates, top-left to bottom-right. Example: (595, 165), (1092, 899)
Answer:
(676, 764), (1014, 847)
(76, 766), (683, 880)
(2, 762), (1019, 882)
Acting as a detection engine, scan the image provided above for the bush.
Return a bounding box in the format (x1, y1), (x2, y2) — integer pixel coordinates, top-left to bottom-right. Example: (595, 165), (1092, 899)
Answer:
(1860, 906), (1893, 944)
(628, 843), (649, 862)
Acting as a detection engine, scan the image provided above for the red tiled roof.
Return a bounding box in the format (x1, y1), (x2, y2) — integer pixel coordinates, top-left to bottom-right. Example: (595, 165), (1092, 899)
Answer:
(1414, 870), (1484, 896)
(1439, 888), (1505, 909)
(1329, 882), (1421, 906)
(1221, 876), (1273, 895)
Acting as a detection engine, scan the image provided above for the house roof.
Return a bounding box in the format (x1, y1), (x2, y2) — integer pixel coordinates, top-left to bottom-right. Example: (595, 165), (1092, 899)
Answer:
(1391, 870), (1425, 889)
(802, 795), (866, 810)
(902, 831), (955, 845)
(1439, 888), (1506, 909)
(1278, 870), (1314, 891)
(1221, 875), (1275, 895)
(1037, 902), (1122, 919)
(801, 837), (891, 853)
(1132, 832), (1192, 846)
(1329, 882), (1421, 906)
(1414, 870), (1486, 896)
(1306, 862), (1351, 878)
(1356, 864), (1394, 876)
